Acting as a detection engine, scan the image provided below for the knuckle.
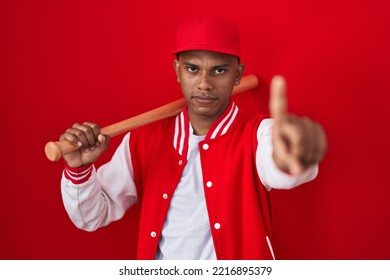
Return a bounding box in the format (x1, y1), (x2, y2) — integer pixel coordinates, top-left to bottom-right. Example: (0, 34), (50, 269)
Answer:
(80, 125), (92, 134)
(90, 123), (99, 130)
(63, 132), (77, 143)
(90, 124), (100, 134)
(74, 130), (85, 138)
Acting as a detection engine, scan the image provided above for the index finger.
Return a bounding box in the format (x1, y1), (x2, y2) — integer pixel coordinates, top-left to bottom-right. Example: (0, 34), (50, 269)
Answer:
(269, 75), (288, 121)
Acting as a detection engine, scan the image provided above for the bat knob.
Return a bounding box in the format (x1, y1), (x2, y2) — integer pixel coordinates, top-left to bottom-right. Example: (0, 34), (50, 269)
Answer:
(45, 141), (62, 162)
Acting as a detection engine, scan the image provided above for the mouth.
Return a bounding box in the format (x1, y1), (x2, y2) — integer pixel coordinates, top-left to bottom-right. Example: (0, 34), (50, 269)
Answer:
(191, 95), (218, 105)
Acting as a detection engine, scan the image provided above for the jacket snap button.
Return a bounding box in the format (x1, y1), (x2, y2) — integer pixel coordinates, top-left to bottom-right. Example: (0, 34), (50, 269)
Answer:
(150, 231), (157, 237)
(202, 143), (209, 150)
(178, 159), (183, 165)
(206, 181), (213, 188)
(163, 193), (168, 199)
(214, 223), (221, 229)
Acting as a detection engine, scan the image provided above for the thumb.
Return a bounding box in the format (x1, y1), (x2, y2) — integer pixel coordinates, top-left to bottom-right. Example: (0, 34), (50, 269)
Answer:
(97, 134), (110, 152)
(269, 75), (288, 121)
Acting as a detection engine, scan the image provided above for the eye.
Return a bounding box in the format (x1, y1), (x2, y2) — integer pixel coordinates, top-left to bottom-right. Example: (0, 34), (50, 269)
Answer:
(187, 66), (198, 73)
(214, 68), (226, 74)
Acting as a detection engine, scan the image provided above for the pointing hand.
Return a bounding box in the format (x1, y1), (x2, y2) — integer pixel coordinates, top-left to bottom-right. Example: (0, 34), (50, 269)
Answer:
(269, 76), (327, 175)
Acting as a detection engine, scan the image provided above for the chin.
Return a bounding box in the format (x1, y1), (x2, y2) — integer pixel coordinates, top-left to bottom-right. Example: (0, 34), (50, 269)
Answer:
(192, 106), (223, 118)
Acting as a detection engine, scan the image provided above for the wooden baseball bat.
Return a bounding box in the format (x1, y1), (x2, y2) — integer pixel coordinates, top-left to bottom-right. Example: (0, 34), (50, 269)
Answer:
(45, 74), (259, 162)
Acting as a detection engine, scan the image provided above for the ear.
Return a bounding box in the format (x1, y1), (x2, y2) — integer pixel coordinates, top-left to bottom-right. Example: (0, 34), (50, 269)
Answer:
(173, 60), (180, 83)
(234, 63), (245, 86)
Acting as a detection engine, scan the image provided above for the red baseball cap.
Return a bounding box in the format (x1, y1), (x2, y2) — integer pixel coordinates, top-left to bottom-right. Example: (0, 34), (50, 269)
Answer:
(172, 16), (240, 58)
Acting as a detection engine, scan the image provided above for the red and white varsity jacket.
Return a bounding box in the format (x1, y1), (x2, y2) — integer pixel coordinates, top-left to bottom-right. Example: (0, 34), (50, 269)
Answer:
(61, 101), (318, 259)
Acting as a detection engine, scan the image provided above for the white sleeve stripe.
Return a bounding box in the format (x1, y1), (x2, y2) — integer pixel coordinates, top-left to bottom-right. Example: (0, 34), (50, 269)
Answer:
(66, 165), (92, 176)
(65, 168), (92, 181)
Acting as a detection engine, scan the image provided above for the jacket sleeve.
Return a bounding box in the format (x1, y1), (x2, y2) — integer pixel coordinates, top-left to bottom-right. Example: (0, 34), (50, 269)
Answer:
(256, 118), (319, 190)
(61, 132), (137, 231)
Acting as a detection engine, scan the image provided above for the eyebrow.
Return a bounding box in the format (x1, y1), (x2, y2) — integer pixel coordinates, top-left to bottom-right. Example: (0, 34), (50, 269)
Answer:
(183, 62), (231, 69)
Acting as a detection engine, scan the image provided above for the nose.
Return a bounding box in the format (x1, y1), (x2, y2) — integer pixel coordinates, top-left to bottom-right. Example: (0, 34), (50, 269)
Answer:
(197, 72), (213, 91)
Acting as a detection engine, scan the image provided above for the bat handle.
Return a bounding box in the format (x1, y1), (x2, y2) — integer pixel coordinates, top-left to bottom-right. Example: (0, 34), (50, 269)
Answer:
(45, 140), (79, 162)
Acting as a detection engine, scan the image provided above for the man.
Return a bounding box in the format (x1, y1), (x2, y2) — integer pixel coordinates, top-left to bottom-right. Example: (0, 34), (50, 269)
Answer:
(60, 16), (327, 259)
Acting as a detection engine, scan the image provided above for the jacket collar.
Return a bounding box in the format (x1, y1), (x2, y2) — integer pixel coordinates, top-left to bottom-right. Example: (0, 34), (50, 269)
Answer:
(173, 101), (239, 156)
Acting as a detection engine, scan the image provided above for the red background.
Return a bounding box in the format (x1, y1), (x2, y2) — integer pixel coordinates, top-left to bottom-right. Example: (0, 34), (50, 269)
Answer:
(1, 0), (389, 259)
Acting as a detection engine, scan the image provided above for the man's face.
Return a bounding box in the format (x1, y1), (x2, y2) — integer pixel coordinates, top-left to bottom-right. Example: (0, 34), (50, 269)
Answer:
(174, 50), (244, 122)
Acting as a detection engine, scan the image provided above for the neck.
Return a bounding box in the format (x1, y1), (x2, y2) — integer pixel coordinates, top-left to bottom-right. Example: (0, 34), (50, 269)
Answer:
(189, 114), (217, 136)
(186, 100), (232, 136)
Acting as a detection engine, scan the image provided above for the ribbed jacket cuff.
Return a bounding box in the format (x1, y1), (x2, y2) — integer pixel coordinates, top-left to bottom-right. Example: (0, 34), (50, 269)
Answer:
(63, 161), (93, 184)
